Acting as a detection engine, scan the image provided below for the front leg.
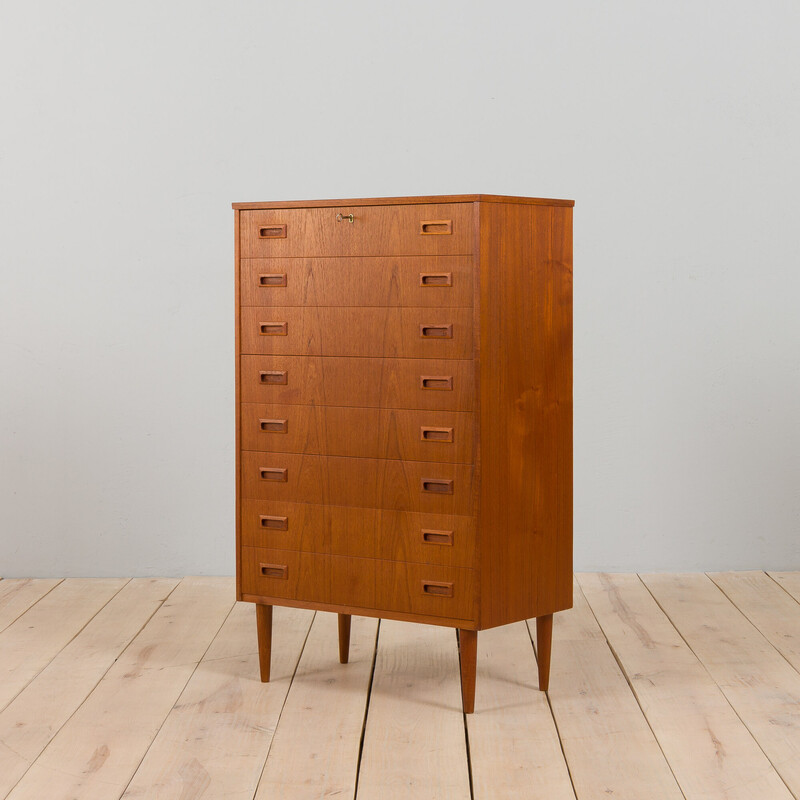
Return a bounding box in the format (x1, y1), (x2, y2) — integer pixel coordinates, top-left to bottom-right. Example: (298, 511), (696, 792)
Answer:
(256, 604), (273, 682)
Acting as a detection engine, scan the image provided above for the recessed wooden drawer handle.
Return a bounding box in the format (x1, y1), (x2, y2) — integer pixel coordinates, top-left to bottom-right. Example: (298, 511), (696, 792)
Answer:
(259, 418), (288, 433)
(422, 529), (454, 546)
(420, 426), (453, 443)
(259, 370), (287, 385)
(420, 273), (452, 287)
(259, 273), (287, 287)
(419, 220), (452, 235)
(421, 580), (454, 597)
(420, 375), (453, 391)
(260, 322), (288, 336)
(421, 478), (453, 494)
(260, 563), (288, 579)
(259, 515), (288, 530)
(258, 225), (287, 239)
(420, 324), (453, 339)
(259, 467), (288, 482)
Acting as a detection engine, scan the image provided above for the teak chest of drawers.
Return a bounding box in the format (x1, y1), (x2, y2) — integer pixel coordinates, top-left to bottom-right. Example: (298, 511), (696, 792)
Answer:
(233, 194), (573, 712)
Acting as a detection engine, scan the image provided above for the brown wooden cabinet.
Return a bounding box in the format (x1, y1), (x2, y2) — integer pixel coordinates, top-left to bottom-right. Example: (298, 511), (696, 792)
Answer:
(233, 194), (573, 712)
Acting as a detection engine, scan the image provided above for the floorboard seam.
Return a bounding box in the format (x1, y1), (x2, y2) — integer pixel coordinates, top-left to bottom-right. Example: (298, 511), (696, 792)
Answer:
(0, 578), (65, 635)
(639, 574), (797, 800)
(352, 618), (380, 800)
(578, 576), (688, 800)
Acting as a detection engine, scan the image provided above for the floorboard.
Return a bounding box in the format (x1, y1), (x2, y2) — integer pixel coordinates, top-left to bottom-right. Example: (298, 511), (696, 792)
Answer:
(643, 572), (800, 796)
(579, 572), (793, 800)
(540, 578), (684, 800)
(255, 612), (379, 800)
(0, 579), (62, 634)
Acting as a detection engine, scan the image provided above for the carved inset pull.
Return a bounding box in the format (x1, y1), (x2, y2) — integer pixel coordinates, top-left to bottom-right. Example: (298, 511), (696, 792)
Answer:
(258, 225), (287, 239)
(260, 563), (288, 579)
(419, 220), (452, 235)
(420, 273), (452, 287)
(260, 322), (288, 336)
(421, 580), (454, 597)
(421, 478), (453, 495)
(420, 324), (453, 339)
(420, 426), (454, 443)
(259, 419), (288, 433)
(259, 370), (287, 385)
(259, 515), (288, 530)
(259, 273), (287, 287)
(420, 375), (453, 391)
(259, 467), (288, 482)
(421, 529), (454, 546)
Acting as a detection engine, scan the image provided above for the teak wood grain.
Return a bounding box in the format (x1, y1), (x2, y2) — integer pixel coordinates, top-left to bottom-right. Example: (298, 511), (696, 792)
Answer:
(240, 203), (473, 258)
(240, 306), (473, 359)
(234, 194), (573, 712)
(240, 354), (475, 412)
(240, 403), (474, 464)
(241, 500), (476, 567)
(240, 256), (473, 308)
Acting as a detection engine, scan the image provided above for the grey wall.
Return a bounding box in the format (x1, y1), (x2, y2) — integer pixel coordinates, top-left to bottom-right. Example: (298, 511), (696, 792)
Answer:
(1, 1), (798, 577)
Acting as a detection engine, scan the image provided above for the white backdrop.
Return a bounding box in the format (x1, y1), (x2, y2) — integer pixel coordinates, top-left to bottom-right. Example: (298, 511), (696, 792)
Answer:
(1, 1), (798, 577)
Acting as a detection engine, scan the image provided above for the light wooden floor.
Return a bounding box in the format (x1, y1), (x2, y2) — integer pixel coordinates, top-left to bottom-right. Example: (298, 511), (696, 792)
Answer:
(1, 573), (800, 799)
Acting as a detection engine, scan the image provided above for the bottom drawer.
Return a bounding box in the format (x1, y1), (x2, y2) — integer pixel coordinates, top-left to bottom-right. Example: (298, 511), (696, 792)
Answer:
(241, 546), (477, 621)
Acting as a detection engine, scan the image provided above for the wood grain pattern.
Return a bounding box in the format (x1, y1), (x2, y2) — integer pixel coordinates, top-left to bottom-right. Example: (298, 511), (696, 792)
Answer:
(241, 354), (475, 412)
(478, 202), (573, 628)
(121, 604), (314, 800)
(241, 403), (474, 463)
(241, 451), (475, 515)
(0, 579), (127, 713)
(241, 500), (476, 566)
(0, 579), (177, 799)
(467, 622), (576, 800)
(643, 572), (800, 796)
(240, 203), (473, 257)
(579, 572), (794, 800)
(356, 621), (471, 799)
(537, 577), (684, 800)
(5, 578), (235, 800)
(240, 306), (473, 359)
(255, 613), (378, 799)
(0, 579), (61, 634)
(240, 256), (473, 307)
(243, 548), (477, 621)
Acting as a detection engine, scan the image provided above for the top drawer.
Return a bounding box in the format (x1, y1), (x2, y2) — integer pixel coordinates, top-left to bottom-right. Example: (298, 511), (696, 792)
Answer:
(240, 203), (474, 258)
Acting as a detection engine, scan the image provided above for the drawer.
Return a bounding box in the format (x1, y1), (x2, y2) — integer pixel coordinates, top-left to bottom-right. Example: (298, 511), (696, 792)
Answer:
(240, 256), (474, 308)
(377, 560), (477, 621)
(241, 500), (476, 567)
(241, 451), (475, 515)
(240, 306), (472, 360)
(241, 547), (477, 621)
(241, 404), (474, 463)
(241, 547), (330, 603)
(240, 355), (474, 412)
(240, 203), (473, 258)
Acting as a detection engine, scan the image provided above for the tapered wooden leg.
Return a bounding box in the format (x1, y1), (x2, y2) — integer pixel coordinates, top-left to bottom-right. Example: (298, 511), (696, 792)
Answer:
(458, 629), (477, 714)
(536, 613), (553, 692)
(256, 604), (273, 682)
(338, 613), (351, 664)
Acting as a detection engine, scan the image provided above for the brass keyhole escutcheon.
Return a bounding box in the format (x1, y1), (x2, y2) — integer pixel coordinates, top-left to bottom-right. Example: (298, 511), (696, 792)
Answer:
(336, 213), (354, 223)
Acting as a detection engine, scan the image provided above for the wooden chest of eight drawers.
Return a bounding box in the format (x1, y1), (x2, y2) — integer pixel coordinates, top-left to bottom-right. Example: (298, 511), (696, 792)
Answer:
(233, 194), (573, 712)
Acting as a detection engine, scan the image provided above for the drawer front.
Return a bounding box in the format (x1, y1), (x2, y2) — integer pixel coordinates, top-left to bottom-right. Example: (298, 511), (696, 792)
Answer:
(241, 451), (475, 516)
(240, 355), (475, 412)
(240, 256), (474, 308)
(240, 203), (473, 258)
(241, 500), (476, 567)
(241, 547), (330, 603)
(241, 306), (472, 360)
(377, 560), (477, 621)
(241, 404), (474, 464)
(242, 546), (477, 620)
